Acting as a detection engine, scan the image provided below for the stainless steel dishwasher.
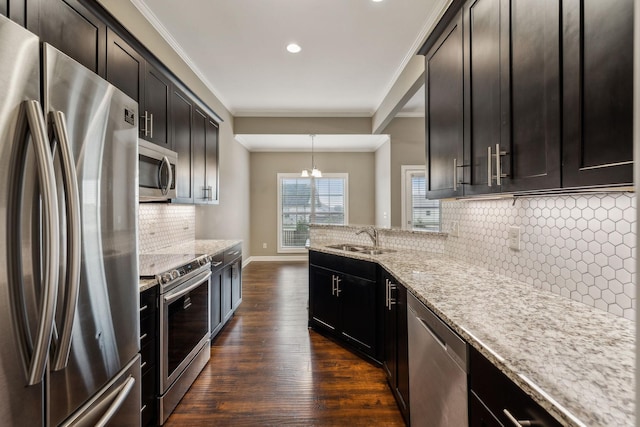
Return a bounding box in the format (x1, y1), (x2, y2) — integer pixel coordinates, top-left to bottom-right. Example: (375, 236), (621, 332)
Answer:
(407, 292), (468, 427)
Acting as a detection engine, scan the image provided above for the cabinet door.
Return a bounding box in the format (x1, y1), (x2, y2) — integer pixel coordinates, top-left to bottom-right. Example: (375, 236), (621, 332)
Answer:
(562, 0), (634, 188)
(144, 64), (171, 148)
(382, 276), (397, 382)
(503, 0), (561, 192)
(231, 260), (242, 311)
(395, 284), (410, 419)
(205, 118), (219, 203)
(193, 108), (207, 203)
(463, 0), (508, 196)
(210, 268), (223, 338)
(106, 28), (144, 108)
(29, 0), (106, 76)
(469, 393), (503, 427)
(222, 265), (233, 323)
(425, 11), (465, 199)
(171, 86), (194, 203)
(339, 274), (376, 356)
(308, 266), (339, 332)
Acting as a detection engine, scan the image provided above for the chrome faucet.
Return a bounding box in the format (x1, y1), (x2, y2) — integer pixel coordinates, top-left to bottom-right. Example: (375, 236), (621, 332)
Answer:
(356, 226), (379, 248)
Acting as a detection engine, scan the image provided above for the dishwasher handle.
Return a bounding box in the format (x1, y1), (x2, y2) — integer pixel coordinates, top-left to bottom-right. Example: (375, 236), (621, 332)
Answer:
(408, 293), (468, 373)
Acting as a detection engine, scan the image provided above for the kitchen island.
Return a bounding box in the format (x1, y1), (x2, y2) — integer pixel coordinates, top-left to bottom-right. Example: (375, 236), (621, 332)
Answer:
(310, 243), (635, 427)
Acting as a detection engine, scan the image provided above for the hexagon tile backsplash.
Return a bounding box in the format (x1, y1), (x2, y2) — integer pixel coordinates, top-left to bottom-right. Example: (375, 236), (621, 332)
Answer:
(139, 204), (196, 253)
(442, 193), (636, 320)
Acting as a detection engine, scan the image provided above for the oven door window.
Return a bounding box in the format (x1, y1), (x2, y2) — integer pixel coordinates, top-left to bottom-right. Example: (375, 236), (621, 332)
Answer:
(166, 280), (209, 377)
(139, 154), (176, 190)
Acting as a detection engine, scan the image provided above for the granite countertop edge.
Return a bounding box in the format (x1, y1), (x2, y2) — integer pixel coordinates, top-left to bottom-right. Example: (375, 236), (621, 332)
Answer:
(138, 239), (242, 292)
(309, 243), (635, 427)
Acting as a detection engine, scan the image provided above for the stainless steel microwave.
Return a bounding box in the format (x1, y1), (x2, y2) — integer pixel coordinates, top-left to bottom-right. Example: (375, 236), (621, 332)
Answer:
(139, 139), (177, 202)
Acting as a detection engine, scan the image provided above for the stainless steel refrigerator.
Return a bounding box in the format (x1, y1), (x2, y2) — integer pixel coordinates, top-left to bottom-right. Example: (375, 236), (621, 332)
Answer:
(0, 14), (141, 426)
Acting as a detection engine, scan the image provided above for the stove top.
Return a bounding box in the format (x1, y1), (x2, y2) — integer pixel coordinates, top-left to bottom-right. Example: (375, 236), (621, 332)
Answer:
(139, 252), (206, 278)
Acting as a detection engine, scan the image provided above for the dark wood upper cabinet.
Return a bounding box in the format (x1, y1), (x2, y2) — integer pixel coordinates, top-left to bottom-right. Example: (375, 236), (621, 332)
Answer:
(463, 0), (507, 196)
(205, 118), (219, 203)
(28, 0), (105, 76)
(106, 27), (144, 106)
(193, 108), (207, 203)
(144, 64), (171, 148)
(503, 0), (561, 192)
(562, 0), (634, 188)
(425, 11), (464, 199)
(171, 86), (194, 203)
(422, 0), (630, 198)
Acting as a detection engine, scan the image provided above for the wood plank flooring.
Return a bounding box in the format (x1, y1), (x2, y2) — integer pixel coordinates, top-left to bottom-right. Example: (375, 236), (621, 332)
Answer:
(165, 261), (405, 426)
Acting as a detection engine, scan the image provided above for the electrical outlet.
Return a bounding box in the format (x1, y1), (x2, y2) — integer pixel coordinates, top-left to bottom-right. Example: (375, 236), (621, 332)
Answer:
(262, 243), (267, 249)
(450, 221), (459, 237)
(508, 226), (521, 251)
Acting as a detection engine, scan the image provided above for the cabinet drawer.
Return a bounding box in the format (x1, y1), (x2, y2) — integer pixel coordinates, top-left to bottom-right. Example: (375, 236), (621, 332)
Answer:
(309, 250), (377, 281)
(140, 287), (157, 319)
(139, 313), (156, 347)
(470, 346), (562, 427)
(140, 339), (156, 375)
(224, 244), (242, 264)
(209, 251), (224, 271)
(141, 367), (157, 427)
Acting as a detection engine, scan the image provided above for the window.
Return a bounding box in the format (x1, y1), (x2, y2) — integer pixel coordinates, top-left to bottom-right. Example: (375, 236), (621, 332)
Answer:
(401, 166), (440, 232)
(277, 173), (349, 253)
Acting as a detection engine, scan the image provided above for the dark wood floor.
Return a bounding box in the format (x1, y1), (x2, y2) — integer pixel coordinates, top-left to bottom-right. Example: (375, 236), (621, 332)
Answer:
(165, 261), (405, 426)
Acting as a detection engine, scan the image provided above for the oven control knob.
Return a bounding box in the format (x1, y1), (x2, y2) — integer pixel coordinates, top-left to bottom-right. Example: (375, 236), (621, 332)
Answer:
(161, 272), (172, 284)
(198, 257), (207, 266)
(171, 269), (180, 280)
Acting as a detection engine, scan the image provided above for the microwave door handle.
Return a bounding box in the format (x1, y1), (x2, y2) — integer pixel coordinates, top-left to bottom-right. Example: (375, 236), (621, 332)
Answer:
(16, 101), (60, 385)
(159, 155), (172, 195)
(49, 111), (82, 371)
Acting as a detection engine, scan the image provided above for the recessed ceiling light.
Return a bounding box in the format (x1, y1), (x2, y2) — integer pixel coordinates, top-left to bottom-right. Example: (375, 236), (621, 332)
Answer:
(372, 0), (384, 2)
(286, 43), (302, 53)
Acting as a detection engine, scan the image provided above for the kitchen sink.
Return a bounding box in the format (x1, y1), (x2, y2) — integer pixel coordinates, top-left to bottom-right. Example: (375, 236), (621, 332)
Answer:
(325, 244), (396, 255)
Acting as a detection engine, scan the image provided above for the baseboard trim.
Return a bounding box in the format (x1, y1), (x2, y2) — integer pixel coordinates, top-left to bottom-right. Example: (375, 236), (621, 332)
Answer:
(244, 255), (308, 265)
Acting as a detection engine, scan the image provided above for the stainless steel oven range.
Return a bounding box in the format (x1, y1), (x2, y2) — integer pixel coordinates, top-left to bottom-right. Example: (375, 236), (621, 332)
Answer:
(140, 253), (212, 424)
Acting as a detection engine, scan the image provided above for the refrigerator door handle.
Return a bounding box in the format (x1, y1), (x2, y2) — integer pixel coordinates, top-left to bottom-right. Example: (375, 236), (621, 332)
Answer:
(49, 110), (82, 371)
(16, 100), (60, 385)
(94, 376), (136, 427)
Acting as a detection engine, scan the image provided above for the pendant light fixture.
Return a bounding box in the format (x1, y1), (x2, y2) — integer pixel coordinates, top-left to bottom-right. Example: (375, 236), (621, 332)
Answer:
(301, 134), (322, 178)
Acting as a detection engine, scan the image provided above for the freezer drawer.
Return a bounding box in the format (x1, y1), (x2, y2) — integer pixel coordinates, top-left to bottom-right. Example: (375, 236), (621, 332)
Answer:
(59, 355), (141, 427)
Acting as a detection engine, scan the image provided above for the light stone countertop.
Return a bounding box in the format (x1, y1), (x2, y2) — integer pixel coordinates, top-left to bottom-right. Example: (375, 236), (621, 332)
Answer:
(310, 243), (635, 427)
(138, 239), (242, 292)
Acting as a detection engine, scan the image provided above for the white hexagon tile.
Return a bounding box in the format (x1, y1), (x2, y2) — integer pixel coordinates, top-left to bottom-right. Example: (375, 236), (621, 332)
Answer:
(139, 204), (196, 253)
(442, 193), (636, 320)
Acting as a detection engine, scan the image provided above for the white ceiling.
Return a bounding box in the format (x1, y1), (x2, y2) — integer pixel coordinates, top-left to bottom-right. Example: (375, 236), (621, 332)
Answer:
(235, 134), (390, 152)
(133, 0), (442, 117)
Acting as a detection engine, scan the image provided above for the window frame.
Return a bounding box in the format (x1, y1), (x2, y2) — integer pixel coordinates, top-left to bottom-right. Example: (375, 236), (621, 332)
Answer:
(401, 165), (441, 232)
(277, 172), (349, 253)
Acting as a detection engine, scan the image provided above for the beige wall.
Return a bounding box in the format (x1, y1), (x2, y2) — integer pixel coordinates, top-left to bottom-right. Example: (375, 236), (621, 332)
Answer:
(375, 141), (391, 227)
(250, 152), (375, 257)
(97, 0), (251, 251)
(383, 117), (426, 227)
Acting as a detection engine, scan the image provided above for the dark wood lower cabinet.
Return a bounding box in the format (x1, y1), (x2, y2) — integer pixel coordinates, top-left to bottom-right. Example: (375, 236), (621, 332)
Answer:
(381, 270), (410, 424)
(210, 260), (224, 339)
(139, 286), (158, 427)
(308, 251), (379, 362)
(469, 346), (562, 427)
